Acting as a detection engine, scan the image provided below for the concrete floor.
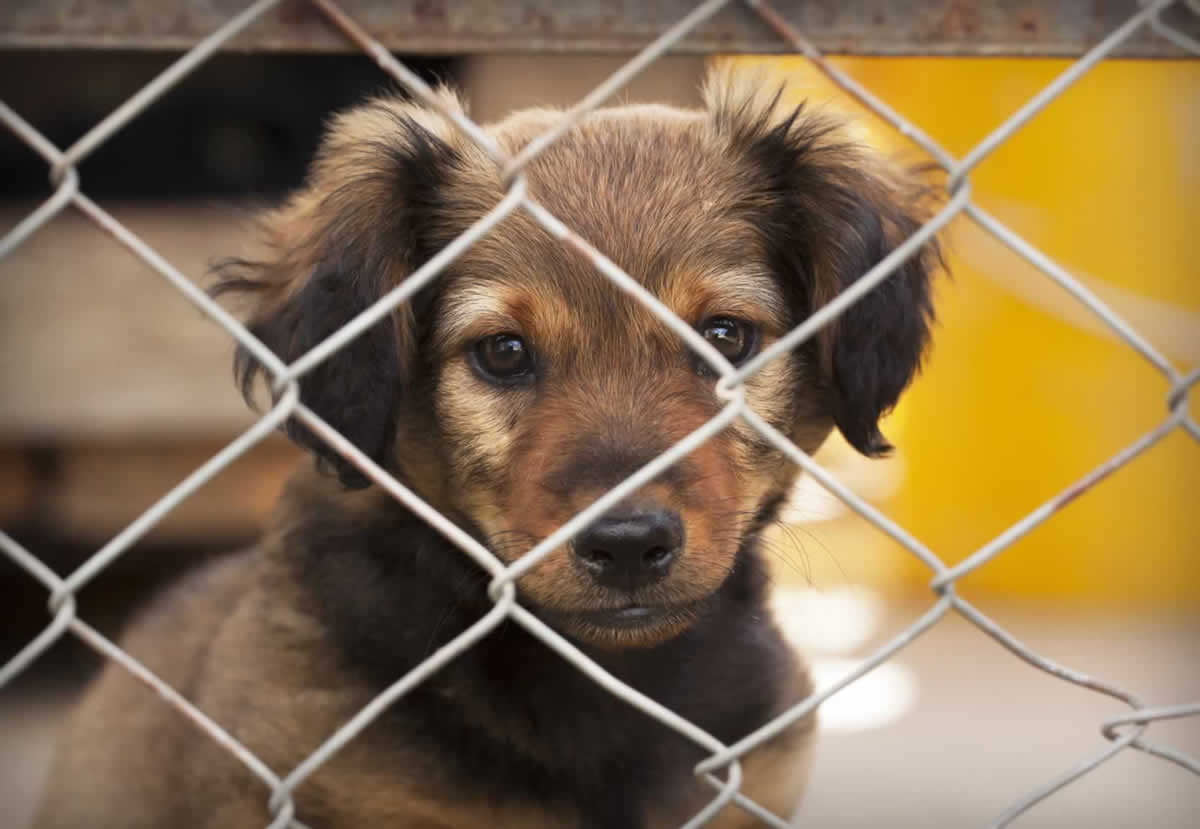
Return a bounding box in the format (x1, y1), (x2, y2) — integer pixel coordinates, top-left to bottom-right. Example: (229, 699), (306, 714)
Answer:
(793, 601), (1200, 828)
(2, 598), (1198, 829)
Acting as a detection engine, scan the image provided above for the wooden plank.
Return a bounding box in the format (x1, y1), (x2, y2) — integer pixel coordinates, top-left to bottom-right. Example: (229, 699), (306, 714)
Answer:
(45, 440), (301, 545)
(0, 204), (259, 441)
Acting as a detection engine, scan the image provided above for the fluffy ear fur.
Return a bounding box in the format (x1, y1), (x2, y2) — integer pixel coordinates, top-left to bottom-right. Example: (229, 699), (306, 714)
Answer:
(705, 66), (942, 456)
(212, 89), (467, 487)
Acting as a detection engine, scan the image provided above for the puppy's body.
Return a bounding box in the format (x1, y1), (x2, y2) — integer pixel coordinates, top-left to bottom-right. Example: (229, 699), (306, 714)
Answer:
(37, 477), (812, 829)
(37, 67), (940, 828)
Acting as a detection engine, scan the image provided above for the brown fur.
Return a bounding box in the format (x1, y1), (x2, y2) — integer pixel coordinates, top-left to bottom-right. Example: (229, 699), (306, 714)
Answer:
(36, 65), (942, 828)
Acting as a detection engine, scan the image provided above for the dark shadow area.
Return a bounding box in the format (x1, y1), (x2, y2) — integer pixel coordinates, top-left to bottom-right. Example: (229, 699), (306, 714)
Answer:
(0, 50), (460, 200)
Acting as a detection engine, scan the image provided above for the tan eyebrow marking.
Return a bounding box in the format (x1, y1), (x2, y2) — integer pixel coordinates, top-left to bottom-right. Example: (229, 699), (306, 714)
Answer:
(659, 266), (788, 331)
(435, 283), (522, 356)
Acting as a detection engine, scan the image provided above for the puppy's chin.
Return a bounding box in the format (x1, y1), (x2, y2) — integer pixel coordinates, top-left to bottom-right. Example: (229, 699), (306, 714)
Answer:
(544, 601), (707, 651)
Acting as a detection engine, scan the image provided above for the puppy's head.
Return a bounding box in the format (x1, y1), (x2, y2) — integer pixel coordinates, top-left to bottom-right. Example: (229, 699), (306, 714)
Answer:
(217, 68), (941, 649)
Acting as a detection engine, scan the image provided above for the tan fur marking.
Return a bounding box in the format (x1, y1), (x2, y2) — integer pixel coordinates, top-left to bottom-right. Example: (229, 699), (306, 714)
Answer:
(657, 266), (788, 332)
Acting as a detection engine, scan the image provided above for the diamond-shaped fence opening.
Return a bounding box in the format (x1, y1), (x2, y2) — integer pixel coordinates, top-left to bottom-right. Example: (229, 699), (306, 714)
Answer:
(2, 1), (1197, 827)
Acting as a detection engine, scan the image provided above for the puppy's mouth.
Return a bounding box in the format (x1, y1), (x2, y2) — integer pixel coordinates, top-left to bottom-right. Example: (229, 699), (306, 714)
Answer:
(574, 604), (685, 629)
(545, 600), (706, 647)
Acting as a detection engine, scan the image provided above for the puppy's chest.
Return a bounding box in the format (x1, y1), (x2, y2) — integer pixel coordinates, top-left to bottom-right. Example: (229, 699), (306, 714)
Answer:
(261, 633), (792, 828)
(371, 678), (711, 829)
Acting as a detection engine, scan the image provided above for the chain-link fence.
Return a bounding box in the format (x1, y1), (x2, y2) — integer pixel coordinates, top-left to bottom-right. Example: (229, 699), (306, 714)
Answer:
(2, 0), (1198, 826)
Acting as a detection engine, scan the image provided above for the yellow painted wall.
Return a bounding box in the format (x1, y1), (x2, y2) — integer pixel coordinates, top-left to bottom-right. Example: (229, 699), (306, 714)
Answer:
(725, 56), (1200, 605)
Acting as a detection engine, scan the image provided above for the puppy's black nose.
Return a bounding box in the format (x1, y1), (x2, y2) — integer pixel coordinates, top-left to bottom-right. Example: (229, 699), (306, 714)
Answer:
(572, 509), (682, 590)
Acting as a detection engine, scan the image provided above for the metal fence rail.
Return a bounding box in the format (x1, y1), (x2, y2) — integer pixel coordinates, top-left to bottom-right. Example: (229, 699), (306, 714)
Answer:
(2, 1), (1198, 827)
(6, 0), (1200, 57)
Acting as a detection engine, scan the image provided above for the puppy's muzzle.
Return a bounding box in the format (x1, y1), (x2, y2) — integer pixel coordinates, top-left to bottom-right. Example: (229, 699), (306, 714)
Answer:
(571, 506), (683, 591)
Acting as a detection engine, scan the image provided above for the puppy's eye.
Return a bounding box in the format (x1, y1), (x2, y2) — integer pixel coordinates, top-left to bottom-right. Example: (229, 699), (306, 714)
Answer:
(471, 333), (535, 384)
(699, 317), (757, 366)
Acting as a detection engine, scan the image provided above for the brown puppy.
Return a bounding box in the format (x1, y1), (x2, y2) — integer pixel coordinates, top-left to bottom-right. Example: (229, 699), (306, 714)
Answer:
(35, 67), (941, 828)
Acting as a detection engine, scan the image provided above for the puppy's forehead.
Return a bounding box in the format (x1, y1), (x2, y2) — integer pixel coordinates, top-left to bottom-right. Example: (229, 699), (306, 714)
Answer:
(434, 106), (787, 351)
(505, 107), (747, 263)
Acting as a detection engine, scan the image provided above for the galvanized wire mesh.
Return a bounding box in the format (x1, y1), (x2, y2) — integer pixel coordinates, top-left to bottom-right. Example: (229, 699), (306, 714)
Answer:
(2, 0), (1198, 826)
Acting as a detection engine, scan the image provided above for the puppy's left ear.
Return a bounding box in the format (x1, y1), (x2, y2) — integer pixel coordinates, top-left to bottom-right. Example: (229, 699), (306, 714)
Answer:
(707, 69), (943, 456)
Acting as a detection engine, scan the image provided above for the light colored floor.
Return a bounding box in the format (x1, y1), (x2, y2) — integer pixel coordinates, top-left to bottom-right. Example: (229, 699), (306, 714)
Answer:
(2, 598), (1197, 829)
(791, 598), (1200, 828)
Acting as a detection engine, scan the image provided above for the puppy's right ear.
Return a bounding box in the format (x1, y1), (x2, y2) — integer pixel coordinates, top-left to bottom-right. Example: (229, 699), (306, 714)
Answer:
(213, 90), (468, 488)
(705, 65), (943, 458)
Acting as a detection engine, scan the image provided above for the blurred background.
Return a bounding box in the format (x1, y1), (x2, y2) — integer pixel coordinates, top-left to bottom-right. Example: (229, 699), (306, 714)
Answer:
(1, 7), (1198, 827)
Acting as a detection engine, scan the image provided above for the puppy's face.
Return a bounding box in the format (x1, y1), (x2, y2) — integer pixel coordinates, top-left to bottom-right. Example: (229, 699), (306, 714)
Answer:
(429, 206), (800, 646)
(219, 70), (940, 648)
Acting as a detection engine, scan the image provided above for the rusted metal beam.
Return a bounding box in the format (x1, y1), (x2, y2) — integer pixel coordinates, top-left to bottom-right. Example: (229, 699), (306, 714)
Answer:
(0, 1), (1197, 57)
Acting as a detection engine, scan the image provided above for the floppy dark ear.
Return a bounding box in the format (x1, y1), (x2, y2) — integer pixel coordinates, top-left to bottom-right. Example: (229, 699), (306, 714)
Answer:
(212, 91), (466, 487)
(803, 155), (940, 457)
(707, 68), (942, 456)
